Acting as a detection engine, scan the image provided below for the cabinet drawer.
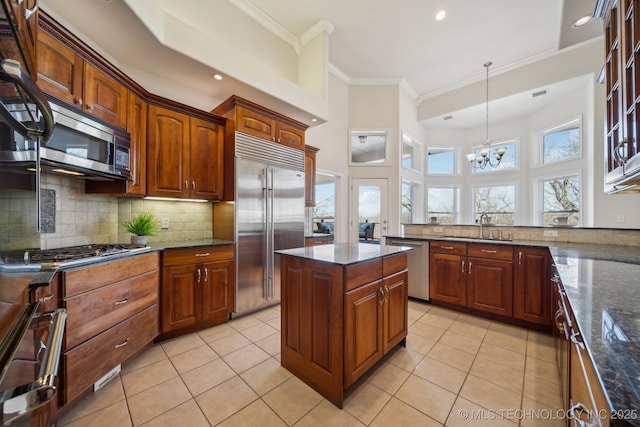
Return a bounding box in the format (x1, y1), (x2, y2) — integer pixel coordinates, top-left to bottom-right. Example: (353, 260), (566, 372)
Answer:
(63, 252), (159, 297)
(64, 270), (159, 349)
(63, 304), (158, 403)
(162, 245), (234, 267)
(345, 259), (382, 291)
(468, 243), (513, 261)
(383, 253), (407, 277)
(430, 241), (467, 255)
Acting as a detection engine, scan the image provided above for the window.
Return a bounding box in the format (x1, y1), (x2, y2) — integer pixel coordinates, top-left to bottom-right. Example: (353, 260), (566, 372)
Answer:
(471, 140), (517, 174)
(542, 175), (580, 226)
(401, 180), (416, 223)
(427, 148), (455, 174)
(313, 173), (336, 242)
(542, 119), (581, 164)
(401, 132), (419, 170)
(473, 184), (516, 225)
(426, 187), (459, 224)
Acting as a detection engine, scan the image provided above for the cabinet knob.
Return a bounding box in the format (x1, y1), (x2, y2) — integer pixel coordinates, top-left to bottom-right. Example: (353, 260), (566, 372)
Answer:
(75, 98), (83, 106)
(87, 104), (94, 111)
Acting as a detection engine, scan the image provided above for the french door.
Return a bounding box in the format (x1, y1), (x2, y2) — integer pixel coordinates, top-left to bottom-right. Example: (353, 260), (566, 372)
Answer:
(350, 178), (388, 242)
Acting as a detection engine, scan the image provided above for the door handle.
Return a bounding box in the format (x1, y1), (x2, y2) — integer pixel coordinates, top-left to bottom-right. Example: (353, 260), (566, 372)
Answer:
(197, 268), (201, 283)
(468, 262), (472, 274)
(461, 260), (465, 273)
(204, 268), (208, 283)
(378, 287), (385, 305)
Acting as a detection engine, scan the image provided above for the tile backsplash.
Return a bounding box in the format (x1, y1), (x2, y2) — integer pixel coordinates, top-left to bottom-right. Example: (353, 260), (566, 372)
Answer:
(402, 224), (640, 247)
(39, 174), (213, 249)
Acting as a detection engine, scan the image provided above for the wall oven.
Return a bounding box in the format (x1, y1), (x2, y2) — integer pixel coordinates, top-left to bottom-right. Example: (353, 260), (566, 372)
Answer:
(0, 0), (66, 425)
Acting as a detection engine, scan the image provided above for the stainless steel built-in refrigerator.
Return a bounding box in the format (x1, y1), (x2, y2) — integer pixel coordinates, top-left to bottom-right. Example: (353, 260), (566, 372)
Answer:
(230, 133), (305, 317)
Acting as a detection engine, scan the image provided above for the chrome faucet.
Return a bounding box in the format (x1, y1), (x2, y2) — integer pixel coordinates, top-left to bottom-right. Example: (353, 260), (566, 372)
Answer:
(479, 213), (488, 239)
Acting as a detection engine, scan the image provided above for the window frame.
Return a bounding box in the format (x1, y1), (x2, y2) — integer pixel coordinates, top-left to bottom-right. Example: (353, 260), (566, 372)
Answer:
(426, 186), (460, 224)
(539, 117), (582, 166)
(426, 147), (458, 175)
(401, 131), (422, 173)
(471, 182), (518, 225)
(540, 172), (581, 227)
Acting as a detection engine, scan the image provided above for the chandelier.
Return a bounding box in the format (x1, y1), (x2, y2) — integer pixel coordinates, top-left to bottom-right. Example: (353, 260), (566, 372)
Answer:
(466, 61), (507, 169)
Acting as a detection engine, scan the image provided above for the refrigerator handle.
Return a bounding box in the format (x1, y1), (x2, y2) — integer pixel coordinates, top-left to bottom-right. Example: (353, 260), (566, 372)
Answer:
(262, 169), (269, 299)
(267, 168), (274, 299)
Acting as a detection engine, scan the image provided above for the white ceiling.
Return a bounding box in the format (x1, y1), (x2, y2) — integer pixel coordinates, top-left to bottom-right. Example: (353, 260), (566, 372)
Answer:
(39, 0), (602, 128)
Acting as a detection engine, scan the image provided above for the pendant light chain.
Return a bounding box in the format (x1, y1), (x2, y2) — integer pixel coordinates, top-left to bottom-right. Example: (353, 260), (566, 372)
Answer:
(484, 61), (491, 144)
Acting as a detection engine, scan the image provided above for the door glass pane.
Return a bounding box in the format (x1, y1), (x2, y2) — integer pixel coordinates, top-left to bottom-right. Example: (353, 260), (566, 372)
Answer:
(312, 173), (336, 242)
(358, 185), (380, 242)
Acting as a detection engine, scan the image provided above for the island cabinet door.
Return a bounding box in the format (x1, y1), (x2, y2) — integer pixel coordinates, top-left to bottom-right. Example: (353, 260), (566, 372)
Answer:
(382, 270), (408, 353)
(280, 257), (344, 407)
(344, 279), (384, 387)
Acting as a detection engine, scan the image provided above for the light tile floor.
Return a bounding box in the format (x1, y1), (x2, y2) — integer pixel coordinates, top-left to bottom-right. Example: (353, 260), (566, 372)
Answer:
(56, 301), (564, 426)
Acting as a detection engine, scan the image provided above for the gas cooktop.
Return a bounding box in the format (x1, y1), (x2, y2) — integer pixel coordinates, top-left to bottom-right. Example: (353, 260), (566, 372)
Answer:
(1, 243), (149, 268)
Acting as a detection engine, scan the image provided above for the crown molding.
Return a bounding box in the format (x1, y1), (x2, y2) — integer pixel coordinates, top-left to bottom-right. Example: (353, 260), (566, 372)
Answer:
(300, 19), (334, 46)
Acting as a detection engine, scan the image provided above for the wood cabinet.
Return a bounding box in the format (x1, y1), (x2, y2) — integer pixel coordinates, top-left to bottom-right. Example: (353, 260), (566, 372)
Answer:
(147, 106), (225, 200)
(599, 0), (640, 192)
(212, 95), (308, 201)
(514, 247), (551, 325)
(281, 250), (407, 408)
(160, 245), (234, 338)
(4, 0), (39, 76)
(60, 252), (160, 404)
(467, 243), (513, 316)
(429, 240), (555, 328)
(429, 241), (467, 305)
(86, 92), (148, 196)
(305, 235), (330, 246)
(569, 321), (611, 427)
(551, 269), (571, 410)
(37, 29), (128, 129)
(305, 145), (319, 207)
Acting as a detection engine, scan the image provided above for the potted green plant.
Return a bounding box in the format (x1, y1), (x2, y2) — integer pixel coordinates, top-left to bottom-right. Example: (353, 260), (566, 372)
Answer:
(122, 213), (159, 245)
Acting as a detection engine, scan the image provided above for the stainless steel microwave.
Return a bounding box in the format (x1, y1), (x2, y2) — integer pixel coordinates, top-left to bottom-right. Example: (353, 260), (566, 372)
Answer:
(41, 101), (131, 180)
(0, 99), (131, 180)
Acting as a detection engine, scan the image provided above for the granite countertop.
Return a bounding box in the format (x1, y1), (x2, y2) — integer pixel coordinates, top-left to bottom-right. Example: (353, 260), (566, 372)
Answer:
(276, 242), (412, 266)
(386, 234), (640, 422)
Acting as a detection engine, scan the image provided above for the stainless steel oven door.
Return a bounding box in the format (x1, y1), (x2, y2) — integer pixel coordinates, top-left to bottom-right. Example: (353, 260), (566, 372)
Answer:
(0, 305), (66, 426)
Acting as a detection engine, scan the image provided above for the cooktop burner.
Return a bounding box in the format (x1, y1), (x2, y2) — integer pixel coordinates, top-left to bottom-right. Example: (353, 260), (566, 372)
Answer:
(1, 244), (148, 267)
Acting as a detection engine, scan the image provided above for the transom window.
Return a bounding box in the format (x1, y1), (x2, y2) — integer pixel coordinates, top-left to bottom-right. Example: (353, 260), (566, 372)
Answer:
(426, 148), (455, 175)
(472, 140), (517, 174)
(473, 184), (515, 225)
(542, 119), (581, 164)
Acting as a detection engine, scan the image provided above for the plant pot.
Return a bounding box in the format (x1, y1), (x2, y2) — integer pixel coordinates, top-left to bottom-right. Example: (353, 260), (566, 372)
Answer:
(131, 235), (148, 246)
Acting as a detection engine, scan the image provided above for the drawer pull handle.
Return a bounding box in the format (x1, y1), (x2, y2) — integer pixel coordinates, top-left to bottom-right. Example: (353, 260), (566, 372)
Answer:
(42, 294), (54, 302)
(481, 249), (497, 254)
(114, 338), (129, 349)
(554, 309), (565, 334)
(440, 246), (454, 250)
(114, 298), (128, 306)
(195, 253), (210, 257)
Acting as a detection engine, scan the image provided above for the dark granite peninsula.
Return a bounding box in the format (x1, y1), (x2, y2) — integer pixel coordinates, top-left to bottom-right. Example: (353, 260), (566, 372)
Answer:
(276, 243), (412, 408)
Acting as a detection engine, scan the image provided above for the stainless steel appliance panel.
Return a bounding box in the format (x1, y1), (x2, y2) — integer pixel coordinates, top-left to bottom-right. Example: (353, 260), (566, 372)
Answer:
(386, 238), (430, 301)
(232, 135), (305, 317)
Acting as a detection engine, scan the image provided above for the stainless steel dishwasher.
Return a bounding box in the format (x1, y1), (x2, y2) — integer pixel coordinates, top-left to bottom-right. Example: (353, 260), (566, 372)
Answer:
(385, 237), (430, 301)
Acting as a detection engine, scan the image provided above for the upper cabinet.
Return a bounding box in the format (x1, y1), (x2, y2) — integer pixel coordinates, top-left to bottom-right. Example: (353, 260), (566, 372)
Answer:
(147, 105), (224, 200)
(36, 29), (128, 129)
(600, 0), (640, 192)
(305, 145), (319, 207)
(212, 95), (308, 200)
(5, 0), (39, 76)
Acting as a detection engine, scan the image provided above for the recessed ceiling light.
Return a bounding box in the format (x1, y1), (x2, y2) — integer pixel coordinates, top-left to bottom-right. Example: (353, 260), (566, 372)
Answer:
(572, 15), (592, 28)
(311, 118), (317, 122)
(435, 10), (446, 21)
(213, 74), (223, 80)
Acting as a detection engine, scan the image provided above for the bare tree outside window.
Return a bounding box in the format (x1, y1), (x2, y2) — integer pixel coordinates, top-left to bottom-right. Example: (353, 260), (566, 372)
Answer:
(427, 187), (458, 224)
(473, 185), (515, 225)
(543, 175), (579, 226)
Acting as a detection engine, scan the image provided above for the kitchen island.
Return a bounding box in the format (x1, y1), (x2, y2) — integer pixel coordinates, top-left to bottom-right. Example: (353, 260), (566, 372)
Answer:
(276, 242), (412, 408)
